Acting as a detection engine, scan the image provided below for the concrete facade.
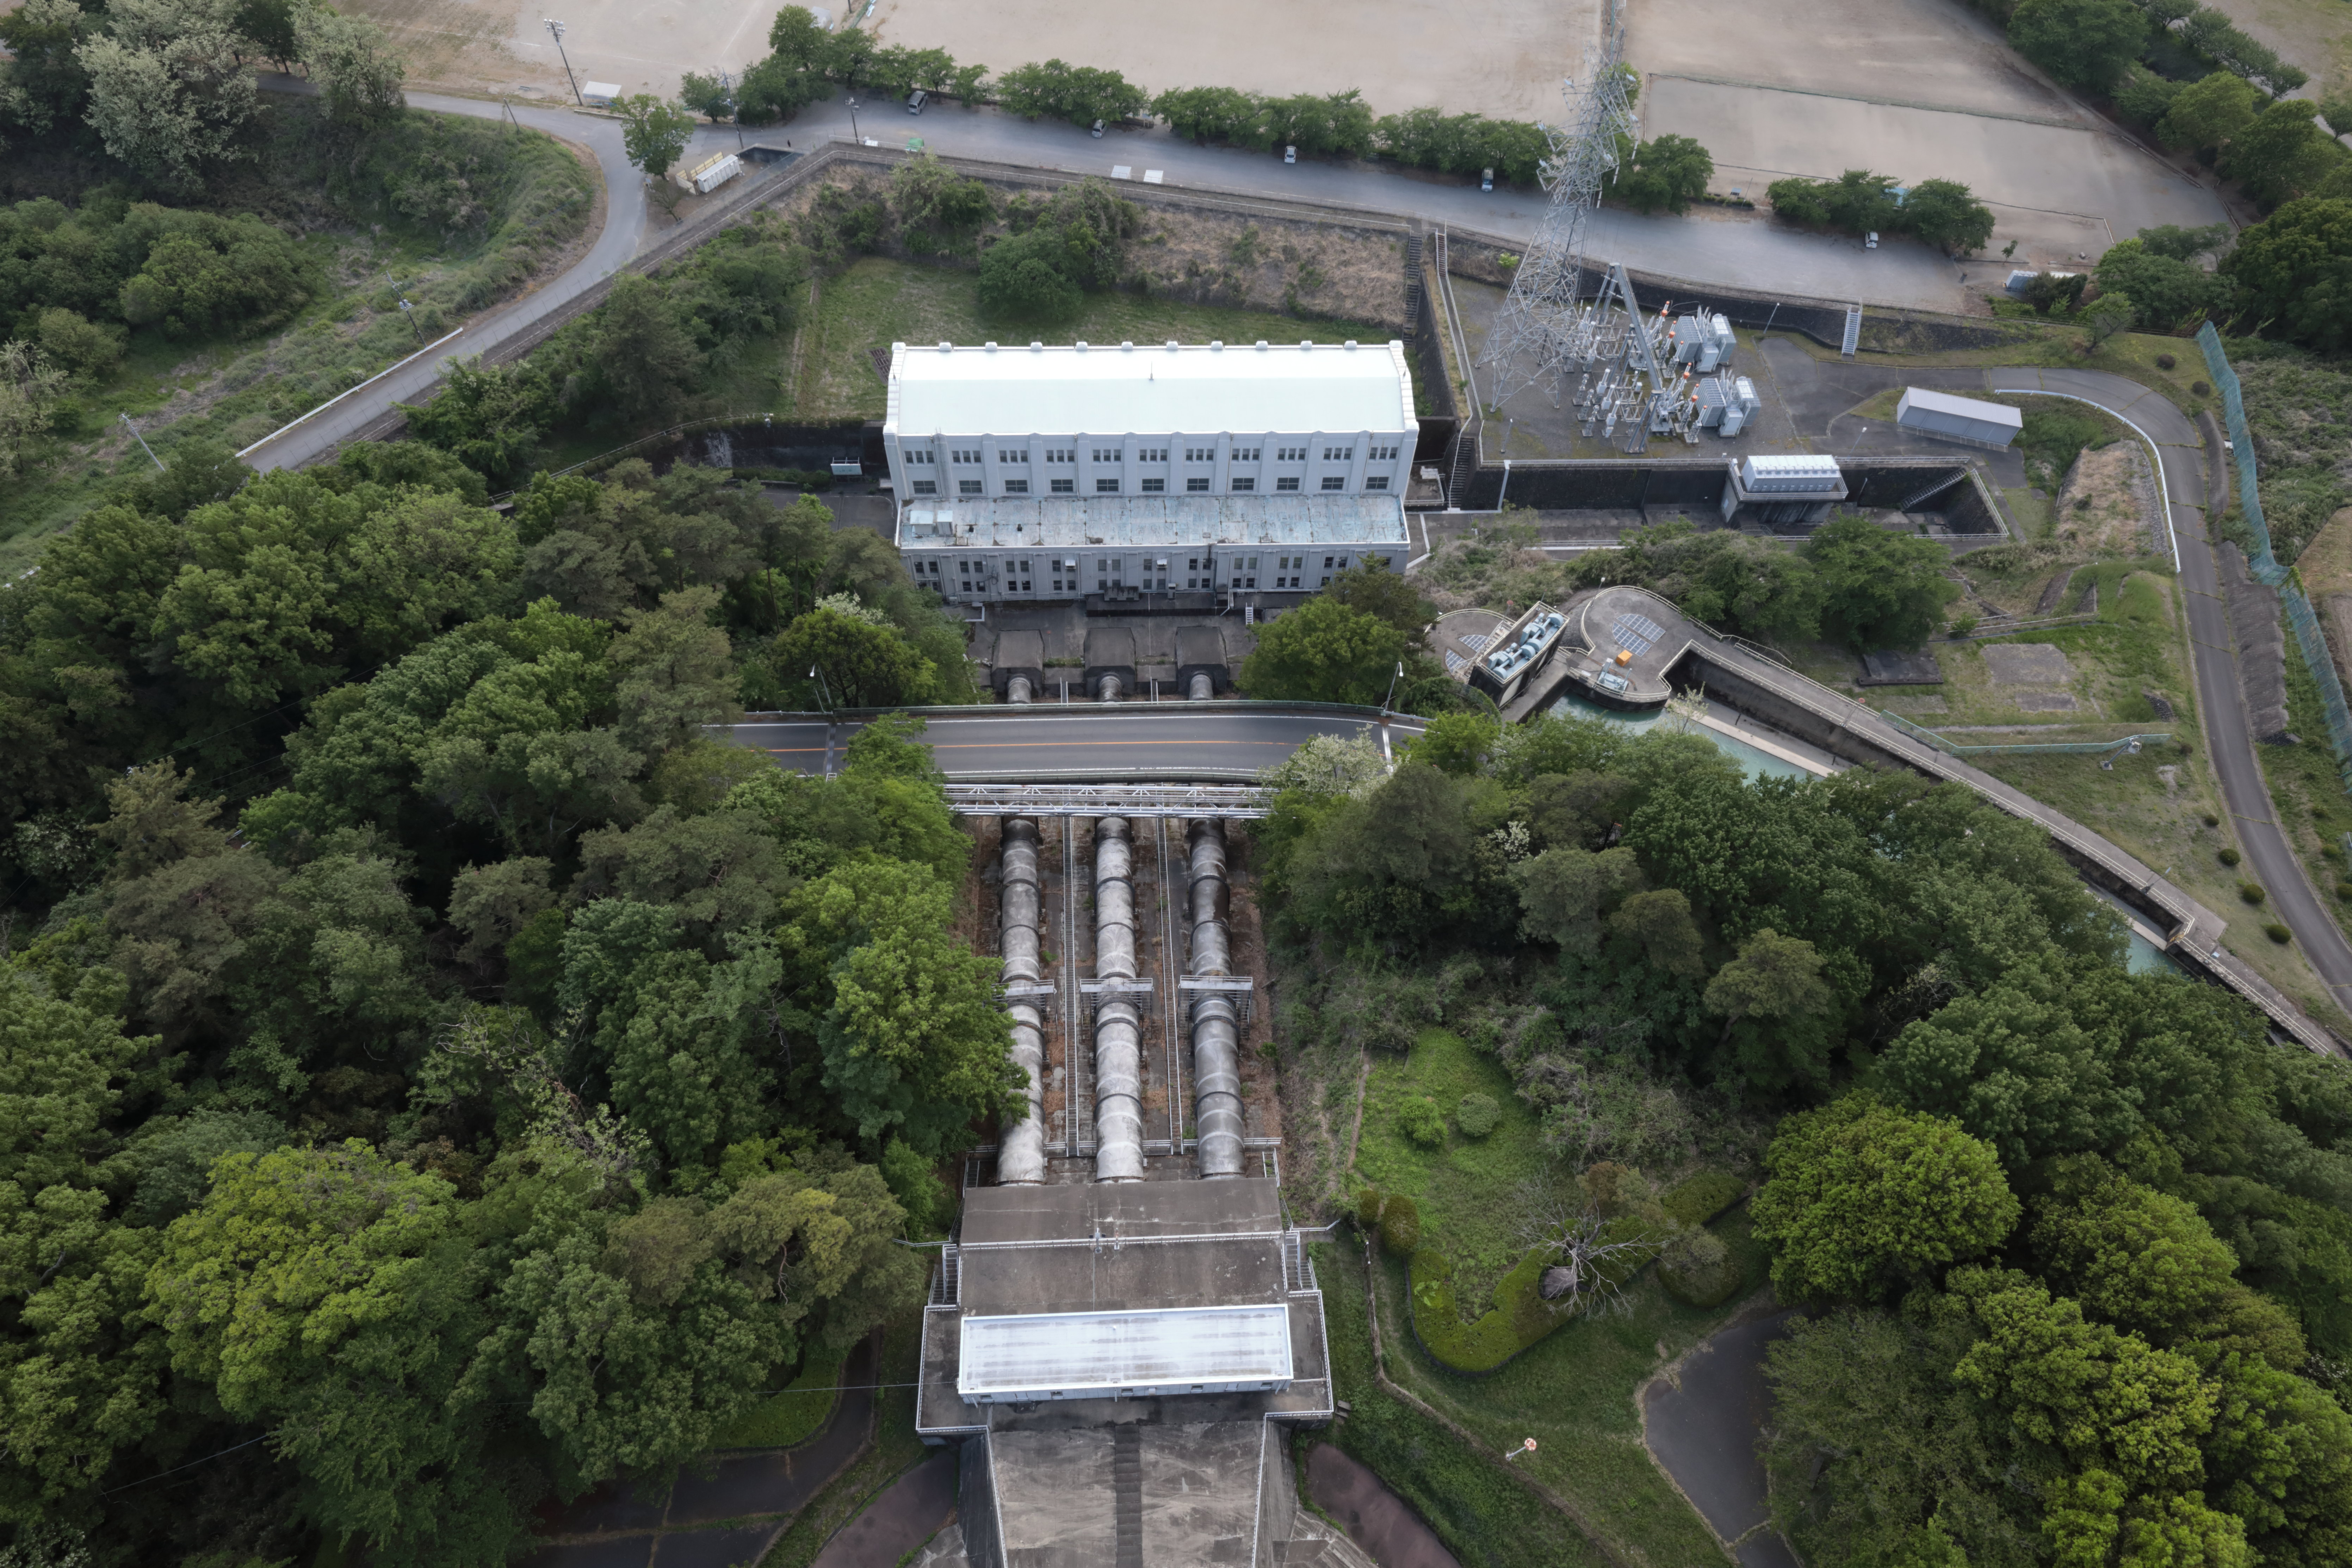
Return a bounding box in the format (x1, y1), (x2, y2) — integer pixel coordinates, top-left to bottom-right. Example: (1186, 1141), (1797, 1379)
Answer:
(884, 340), (1418, 505)
(896, 494), (1410, 605)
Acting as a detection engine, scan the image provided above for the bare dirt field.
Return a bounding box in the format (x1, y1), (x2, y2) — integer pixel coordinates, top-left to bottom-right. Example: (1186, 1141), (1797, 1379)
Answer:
(867, 0), (1603, 120)
(344, 0), (778, 99)
(1629, 0), (2230, 249)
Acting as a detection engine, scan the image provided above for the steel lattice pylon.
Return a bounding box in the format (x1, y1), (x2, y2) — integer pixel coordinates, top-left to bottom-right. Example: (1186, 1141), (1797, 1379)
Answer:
(1479, 0), (1652, 425)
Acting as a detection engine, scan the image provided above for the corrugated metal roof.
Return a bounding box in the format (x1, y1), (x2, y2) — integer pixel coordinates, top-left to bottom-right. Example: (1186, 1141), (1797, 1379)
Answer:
(898, 494), (1411, 550)
(887, 340), (1414, 436)
(957, 1304), (1294, 1399)
(1898, 387), (2023, 429)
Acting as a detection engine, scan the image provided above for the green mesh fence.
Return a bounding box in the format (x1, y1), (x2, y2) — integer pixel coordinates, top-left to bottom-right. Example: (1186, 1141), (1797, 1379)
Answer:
(2197, 324), (2352, 790)
(1880, 711), (2172, 757)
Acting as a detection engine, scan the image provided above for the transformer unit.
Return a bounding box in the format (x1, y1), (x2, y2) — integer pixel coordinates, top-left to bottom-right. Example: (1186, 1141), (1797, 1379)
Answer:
(1670, 313), (1736, 372)
(1691, 372), (1762, 435)
(1719, 376), (1760, 436)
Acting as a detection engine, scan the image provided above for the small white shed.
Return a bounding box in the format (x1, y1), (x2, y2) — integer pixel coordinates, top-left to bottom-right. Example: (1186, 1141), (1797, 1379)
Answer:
(581, 81), (623, 107)
(1896, 388), (2023, 450)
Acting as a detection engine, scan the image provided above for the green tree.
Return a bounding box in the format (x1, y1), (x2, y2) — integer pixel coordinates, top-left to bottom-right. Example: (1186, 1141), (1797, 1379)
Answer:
(294, 5), (404, 127)
(773, 602), (939, 708)
(592, 273), (701, 422)
(2080, 290), (2135, 348)
(1615, 134), (1714, 215)
(398, 359), (559, 486)
(2007, 0), (2146, 89)
(1703, 927), (1839, 1091)
(1511, 845), (1644, 956)
(2220, 100), (2347, 206)
(781, 859), (1022, 1155)
(2093, 237), (2228, 329)
(1237, 596), (1410, 705)
(615, 93), (696, 179)
(977, 225), (1084, 321)
(74, 8), (261, 186)
(1751, 1095), (2020, 1300)
(1805, 514), (1961, 650)
(2159, 71), (2263, 151)
(1407, 711), (1500, 774)
(2222, 199), (2352, 352)
(146, 1143), (527, 1565)
(889, 152), (995, 254)
(1325, 556), (1432, 637)
(1901, 179), (1995, 255)
(1284, 762), (1507, 947)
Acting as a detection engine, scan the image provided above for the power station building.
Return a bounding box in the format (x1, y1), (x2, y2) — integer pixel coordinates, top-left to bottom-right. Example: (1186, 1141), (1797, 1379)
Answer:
(886, 339), (1417, 605)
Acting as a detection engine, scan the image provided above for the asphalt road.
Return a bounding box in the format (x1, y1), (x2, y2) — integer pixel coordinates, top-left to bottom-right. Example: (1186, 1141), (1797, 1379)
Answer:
(733, 705), (1425, 781)
(241, 83), (650, 473)
(691, 98), (1970, 312)
(1986, 368), (2352, 1013)
(1642, 1313), (1801, 1568)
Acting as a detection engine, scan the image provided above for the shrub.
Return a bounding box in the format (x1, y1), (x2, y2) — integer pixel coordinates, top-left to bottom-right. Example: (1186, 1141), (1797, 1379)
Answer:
(1409, 1246), (1574, 1372)
(1455, 1092), (1501, 1139)
(2266, 922), (2293, 943)
(2204, 813), (2221, 827)
(1356, 1185), (1386, 1231)
(2219, 845), (2242, 866)
(1379, 1192), (1422, 1256)
(1663, 1171), (1746, 1229)
(1656, 1229), (1744, 1308)
(2156, 353), (2178, 370)
(2239, 881), (2267, 905)
(1398, 1096), (1447, 1149)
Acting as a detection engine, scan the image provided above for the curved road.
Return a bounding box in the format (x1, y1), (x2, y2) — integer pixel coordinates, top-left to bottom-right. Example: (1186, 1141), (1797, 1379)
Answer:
(242, 83), (649, 473)
(1986, 368), (2352, 1014)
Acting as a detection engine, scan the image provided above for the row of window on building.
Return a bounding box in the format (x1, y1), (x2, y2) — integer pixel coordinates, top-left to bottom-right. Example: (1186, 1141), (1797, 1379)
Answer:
(903, 445), (1399, 465)
(908, 475), (1388, 496)
(906, 552), (1366, 595)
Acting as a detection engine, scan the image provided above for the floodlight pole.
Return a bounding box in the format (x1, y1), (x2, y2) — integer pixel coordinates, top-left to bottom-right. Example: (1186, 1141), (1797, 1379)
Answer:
(544, 19), (582, 105)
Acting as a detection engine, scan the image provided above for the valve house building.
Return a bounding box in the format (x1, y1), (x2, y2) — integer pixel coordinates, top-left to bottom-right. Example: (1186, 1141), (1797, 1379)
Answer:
(885, 338), (1417, 605)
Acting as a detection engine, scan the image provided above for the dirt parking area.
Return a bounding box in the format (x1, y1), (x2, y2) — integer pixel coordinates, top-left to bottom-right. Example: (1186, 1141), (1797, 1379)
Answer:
(868, 0), (1602, 119)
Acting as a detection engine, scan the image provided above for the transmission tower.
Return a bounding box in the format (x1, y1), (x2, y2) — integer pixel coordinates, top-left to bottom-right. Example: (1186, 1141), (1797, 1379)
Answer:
(1479, 0), (1650, 422)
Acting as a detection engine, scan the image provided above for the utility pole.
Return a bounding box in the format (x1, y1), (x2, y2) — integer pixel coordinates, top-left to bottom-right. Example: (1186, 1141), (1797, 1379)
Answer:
(384, 273), (424, 344)
(847, 95), (861, 144)
(119, 413), (164, 472)
(720, 68), (744, 149)
(543, 19), (581, 105)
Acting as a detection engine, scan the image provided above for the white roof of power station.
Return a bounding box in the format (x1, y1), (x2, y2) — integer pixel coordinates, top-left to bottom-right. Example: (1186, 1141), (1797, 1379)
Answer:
(1897, 387), (2024, 431)
(957, 1303), (1294, 1401)
(886, 340), (1415, 436)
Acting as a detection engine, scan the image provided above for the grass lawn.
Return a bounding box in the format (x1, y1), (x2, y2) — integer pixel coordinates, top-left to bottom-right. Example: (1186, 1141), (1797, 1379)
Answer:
(1311, 1240), (1615, 1568)
(710, 1342), (847, 1450)
(2255, 635), (2352, 946)
(1356, 1030), (1559, 1300)
(1362, 1210), (1766, 1566)
(782, 257), (1407, 419)
(757, 1315), (927, 1568)
(1346, 1029), (1763, 1565)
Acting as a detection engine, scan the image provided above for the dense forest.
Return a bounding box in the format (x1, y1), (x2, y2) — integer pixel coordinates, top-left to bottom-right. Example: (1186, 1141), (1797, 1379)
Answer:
(0, 425), (1004, 1562)
(1257, 706), (2352, 1565)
